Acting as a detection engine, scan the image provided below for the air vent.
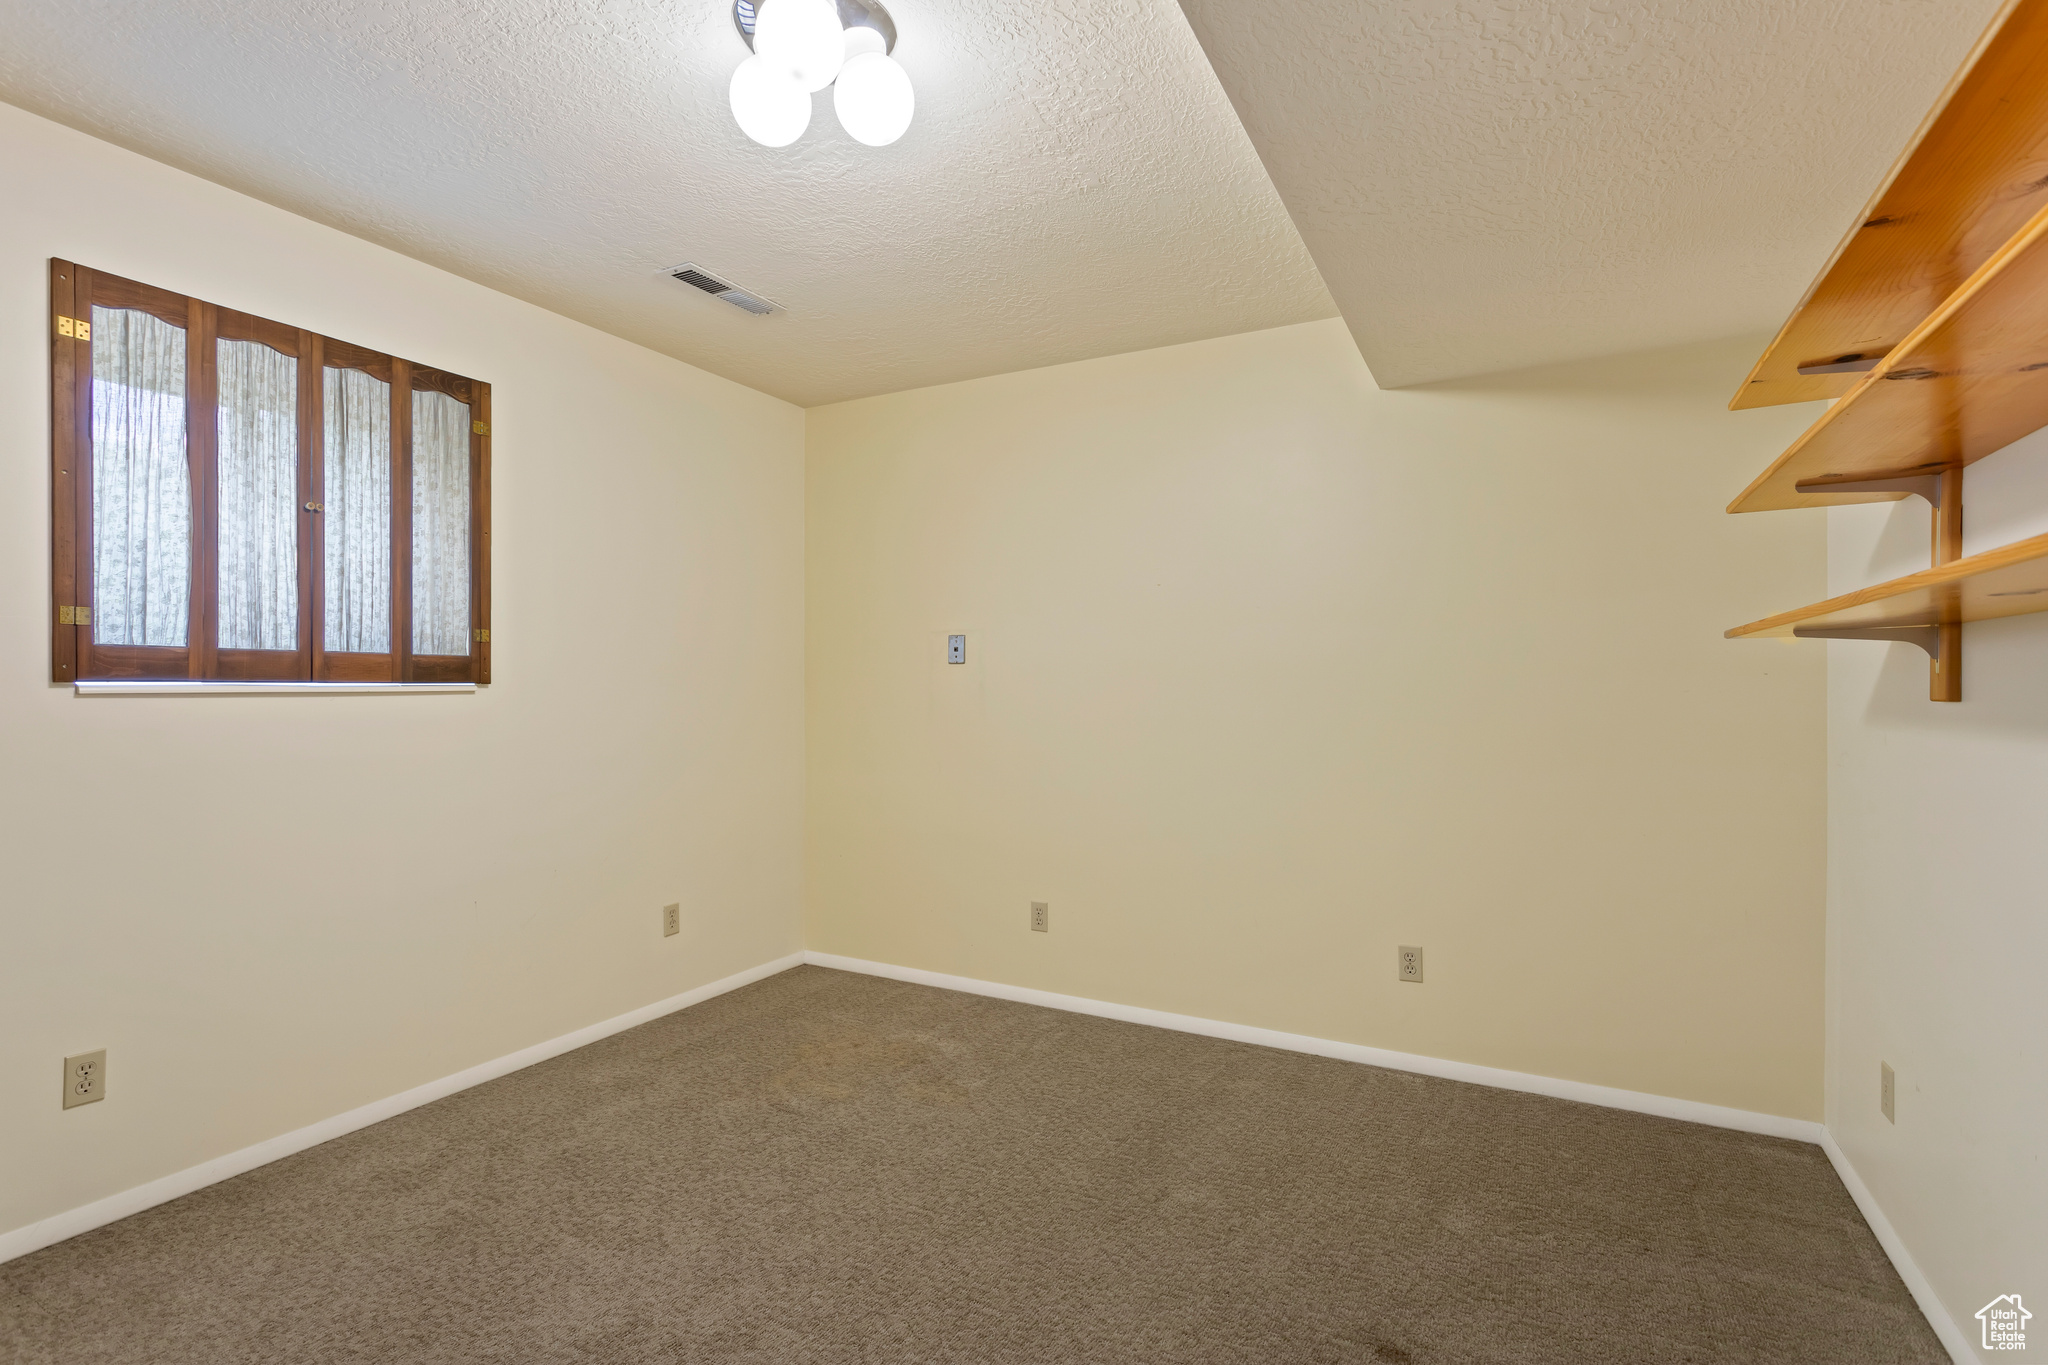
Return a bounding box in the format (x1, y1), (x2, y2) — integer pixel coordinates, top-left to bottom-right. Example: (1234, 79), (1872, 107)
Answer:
(672, 267), (730, 293)
(667, 263), (781, 316)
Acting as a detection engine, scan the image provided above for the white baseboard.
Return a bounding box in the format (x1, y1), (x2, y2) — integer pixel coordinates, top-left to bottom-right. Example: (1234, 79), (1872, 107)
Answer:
(1819, 1132), (1977, 1365)
(803, 951), (1827, 1143)
(0, 951), (806, 1267)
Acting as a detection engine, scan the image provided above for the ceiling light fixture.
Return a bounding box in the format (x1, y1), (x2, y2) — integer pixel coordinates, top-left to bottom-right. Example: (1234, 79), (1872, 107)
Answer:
(729, 0), (913, 148)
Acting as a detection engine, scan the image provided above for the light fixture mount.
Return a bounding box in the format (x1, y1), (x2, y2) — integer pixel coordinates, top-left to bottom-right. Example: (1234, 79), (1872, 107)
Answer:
(734, 0), (895, 56)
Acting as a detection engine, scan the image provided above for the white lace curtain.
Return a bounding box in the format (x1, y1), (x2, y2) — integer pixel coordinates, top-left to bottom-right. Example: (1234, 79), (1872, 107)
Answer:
(89, 322), (470, 659)
(412, 390), (471, 656)
(91, 306), (190, 647)
(215, 339), (300, 650)
(324, 367), (392, 652)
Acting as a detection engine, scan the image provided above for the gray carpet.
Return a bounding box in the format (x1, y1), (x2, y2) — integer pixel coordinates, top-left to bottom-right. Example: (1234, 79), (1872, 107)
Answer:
(1, 966), (1943, 1363)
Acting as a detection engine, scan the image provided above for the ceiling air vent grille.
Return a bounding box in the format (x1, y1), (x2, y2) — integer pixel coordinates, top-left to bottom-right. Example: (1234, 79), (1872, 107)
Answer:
(667, 263), (781, 316)
(672, 267), (729, 293)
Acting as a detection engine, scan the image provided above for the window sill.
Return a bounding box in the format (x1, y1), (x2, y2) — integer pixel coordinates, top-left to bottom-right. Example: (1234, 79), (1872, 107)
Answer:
(75, 681), (477, 696)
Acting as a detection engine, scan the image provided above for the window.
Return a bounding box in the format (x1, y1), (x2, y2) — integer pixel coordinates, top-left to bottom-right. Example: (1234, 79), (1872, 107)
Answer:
(49, 261), (491, 684)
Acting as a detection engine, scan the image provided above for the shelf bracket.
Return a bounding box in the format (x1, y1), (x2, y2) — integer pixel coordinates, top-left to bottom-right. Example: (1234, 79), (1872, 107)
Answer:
(1793, 471), (1945, 505)
(1792, 624), (1942, 660)
(1788, 465), (1963, 701)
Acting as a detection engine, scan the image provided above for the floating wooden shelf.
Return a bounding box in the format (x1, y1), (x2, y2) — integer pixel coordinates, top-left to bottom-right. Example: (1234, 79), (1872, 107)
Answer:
(1726, 532), (2048, 639)
(1726, 199), (2048, 514)
(1729, 0), (2048, 699)
(1732, 0), (2048, 411)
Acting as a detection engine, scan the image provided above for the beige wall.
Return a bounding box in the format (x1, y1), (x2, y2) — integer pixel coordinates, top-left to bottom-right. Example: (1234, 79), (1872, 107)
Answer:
(0, 105), (806, 1241)
(806, 319), (1829, 1119)
(1826, 434), (2048, 1359)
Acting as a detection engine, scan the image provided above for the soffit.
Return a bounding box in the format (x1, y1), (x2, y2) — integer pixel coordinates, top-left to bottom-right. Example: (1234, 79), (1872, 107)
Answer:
(0, 0), (1336, 407)
(1177, 0), (2010, 388)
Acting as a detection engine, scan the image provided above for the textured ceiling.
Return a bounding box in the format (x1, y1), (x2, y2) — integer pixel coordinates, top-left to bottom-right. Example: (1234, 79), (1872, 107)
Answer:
(3, 1), (2016, 402)
(0, 0), (1335, 407)
(1177, 0), (2010, 389)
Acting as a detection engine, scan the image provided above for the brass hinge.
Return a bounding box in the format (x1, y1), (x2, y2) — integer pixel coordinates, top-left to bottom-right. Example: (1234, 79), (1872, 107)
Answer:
(472, 420), (490, 436)
(58, 604), (93, 625)
(55, 315), (91, 340)
(474, 627), (490, 642)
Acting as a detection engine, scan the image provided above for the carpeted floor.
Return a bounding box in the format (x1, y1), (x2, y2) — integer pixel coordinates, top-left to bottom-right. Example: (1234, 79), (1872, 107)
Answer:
(2, 965), (1944, 1364)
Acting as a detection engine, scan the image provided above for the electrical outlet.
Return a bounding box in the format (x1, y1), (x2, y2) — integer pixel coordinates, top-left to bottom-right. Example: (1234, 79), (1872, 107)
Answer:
(63, 1049), (105, 1109)
(663, 903), (681, 937)
(1398, 946), (1424, 983)
(948, 634), (966, 665)
(1881, 1061), (1895, 1123)
(1030, 901), (1049, 933)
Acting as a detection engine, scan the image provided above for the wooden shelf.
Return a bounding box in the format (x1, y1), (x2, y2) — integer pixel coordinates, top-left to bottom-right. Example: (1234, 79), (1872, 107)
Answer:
(1726, 532), (2048, 639)
(1726, 2), (2048, 699)
(1726, 199), (2048, 513)
(1732, 0), (2048, 411)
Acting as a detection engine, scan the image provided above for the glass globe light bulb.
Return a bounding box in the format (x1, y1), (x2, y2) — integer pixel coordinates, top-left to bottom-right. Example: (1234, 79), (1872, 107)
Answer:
(754, 0), (845, 94)
(832, 51), (913, 147)
(841, 24), (886, 62)
(730, 54), (810, 148)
